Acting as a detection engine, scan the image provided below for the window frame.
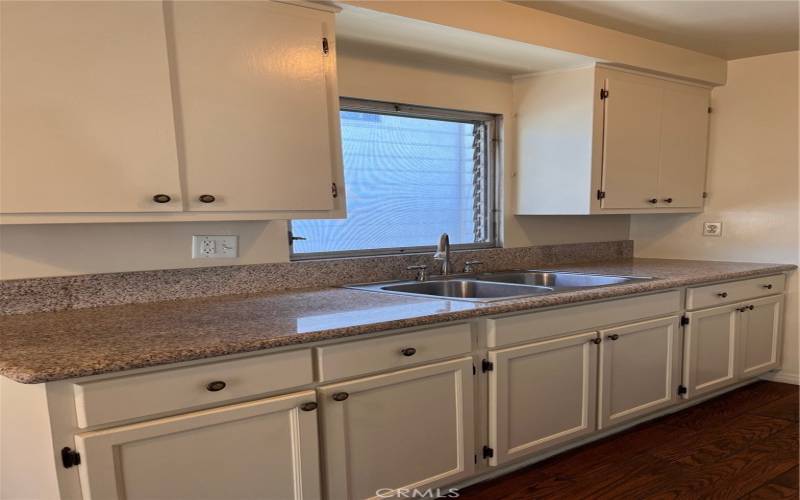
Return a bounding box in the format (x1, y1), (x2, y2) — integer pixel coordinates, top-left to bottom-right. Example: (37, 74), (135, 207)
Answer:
(289, 97), (500, 261)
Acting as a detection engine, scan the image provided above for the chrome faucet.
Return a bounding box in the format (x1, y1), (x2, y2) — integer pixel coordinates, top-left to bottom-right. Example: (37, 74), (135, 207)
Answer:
(433, 233), (451, 276)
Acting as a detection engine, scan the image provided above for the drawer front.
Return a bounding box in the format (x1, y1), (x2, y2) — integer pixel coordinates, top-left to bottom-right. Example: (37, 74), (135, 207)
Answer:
(486, 291), (682, 348)
(316, 323), (473, 381)
(74, 349), (313, 428)
(686, 274), (785, 310)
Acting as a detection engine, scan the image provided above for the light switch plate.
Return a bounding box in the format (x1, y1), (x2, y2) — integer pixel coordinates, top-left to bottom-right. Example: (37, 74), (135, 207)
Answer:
(192, 235), (238, 258)
(702, 222), (722, 237)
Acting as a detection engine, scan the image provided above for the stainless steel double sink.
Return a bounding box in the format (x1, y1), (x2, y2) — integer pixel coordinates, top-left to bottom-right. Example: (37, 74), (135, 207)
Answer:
(345, 271), (652, 302)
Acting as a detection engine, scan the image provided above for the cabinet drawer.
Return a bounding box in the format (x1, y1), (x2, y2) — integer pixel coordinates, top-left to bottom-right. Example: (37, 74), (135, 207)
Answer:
(486, 291), (681, 348)
(686, 274), (785, 310)
(74, 349), (313, 428)
(316, 323), (473, 381)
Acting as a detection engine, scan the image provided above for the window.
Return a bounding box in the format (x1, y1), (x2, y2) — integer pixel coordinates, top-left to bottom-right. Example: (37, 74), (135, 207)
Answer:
(290, 98), (497, 259)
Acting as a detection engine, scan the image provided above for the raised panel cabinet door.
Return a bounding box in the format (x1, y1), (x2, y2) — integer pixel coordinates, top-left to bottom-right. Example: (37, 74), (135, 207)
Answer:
(599, 71), (663, 210)
(657, 83), (710, 208)
(74, 391), (321, 500)
(319, 358), (474, 500)
(1, 1), (181, 213)
(166, 1), (336, 212)
(739, 295), (783, 379)
(598, 316), (681, 429)
(488, 331), (598, 466)
(684, 304), (741, 399)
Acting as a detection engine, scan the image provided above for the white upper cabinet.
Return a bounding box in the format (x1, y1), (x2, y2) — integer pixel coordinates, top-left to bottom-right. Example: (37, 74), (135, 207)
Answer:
(0, 1), (182, 214)
(0, 0), (344, 223)
(515, 65), (711, 215)
(167, 1), (336, 212)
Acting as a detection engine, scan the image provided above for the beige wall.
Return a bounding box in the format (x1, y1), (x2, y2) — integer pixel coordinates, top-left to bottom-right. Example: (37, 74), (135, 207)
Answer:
(630, 51), (800, 383)
(0, 42), (629, 280)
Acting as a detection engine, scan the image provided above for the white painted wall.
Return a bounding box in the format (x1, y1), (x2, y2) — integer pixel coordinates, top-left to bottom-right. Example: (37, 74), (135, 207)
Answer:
(0, 42), (629, 280)
(630, 51), (800, 383)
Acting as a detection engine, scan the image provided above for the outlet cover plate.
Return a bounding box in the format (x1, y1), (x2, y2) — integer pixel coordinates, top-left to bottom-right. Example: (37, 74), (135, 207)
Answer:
(192, 235), (238, 259)
(702, 222), (722, 237)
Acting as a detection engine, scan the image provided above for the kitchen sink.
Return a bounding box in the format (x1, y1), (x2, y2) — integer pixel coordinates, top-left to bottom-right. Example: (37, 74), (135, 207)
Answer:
(474, 271), (652, 290)
(345, 270), (651, 303)
(380, 279), (553, 301)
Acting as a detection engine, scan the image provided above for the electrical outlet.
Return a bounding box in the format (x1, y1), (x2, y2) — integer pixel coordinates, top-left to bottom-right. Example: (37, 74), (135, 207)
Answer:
(192, 235), (238, 258)
(703, 222), (722, 237)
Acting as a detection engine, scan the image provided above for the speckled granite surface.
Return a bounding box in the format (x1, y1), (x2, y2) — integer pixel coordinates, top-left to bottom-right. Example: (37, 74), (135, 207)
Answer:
(0, 258), (794, 383)
(0, 240), (631, 315)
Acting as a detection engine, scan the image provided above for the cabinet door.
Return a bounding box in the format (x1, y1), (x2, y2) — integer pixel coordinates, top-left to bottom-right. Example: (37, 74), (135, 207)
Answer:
(75, 391), (321, 500)
(657, 84), (710, 208)
(739, 295), (783, 378)
(598, 316), (681, 429)
(319, 358), (474, 500)
(167, 1), (336, 212)
(600, 72), (663, 209)
(488, 331), (598, 466)
(684, 305), (741, 398)
(1, 1), (181, 213)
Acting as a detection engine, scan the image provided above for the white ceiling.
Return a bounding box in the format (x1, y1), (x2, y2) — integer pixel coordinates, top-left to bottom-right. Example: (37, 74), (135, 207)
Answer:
(336, 4), (596, 75)
(512, 0), (799, 60)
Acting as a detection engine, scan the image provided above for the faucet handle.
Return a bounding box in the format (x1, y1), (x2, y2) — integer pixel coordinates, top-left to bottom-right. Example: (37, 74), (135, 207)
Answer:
(406, 265), (428, 281)
(463, 260), (484, 273)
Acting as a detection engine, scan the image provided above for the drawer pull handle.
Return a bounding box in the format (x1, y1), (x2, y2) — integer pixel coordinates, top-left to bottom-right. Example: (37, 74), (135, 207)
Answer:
(199, 194), (216, 203)
(717, 292), (728, 298)
(647, 198), (658, 204)
(762, 284), (773, 289)
(332, 392), (349, 402)
(662, 198), (673, 203)
(206, 380), (227, 392)
(608, 334), (620, 341)
(400, 347), (417, 357)
(152, 194), (171, 203)
(300, 402), (318, 412)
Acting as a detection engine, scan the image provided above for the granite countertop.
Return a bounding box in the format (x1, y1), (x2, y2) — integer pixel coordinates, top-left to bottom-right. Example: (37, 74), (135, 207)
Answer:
(1, 258), (795, 384)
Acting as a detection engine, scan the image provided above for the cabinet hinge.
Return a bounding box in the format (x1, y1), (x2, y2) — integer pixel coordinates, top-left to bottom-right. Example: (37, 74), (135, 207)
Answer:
(482, 446), (494, 459)
(331, 182), (338, 198)
(472, 365), (476, 375)
(677, 385), (688, 396)
(481, 359), (494, 372)
(680, 315), (690, 326)
(596, 190), (606, 200)
(600, 88), (609, 100)
(322, 37), (329, 55)
(61, 447), (81, 469)
(474, 454), (478, 464)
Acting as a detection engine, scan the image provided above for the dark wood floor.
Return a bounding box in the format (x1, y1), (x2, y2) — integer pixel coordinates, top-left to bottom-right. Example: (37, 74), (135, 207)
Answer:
(460, 381), (799, 499)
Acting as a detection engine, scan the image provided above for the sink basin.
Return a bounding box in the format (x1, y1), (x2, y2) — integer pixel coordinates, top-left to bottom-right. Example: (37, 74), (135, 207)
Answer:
(380, 279), (553, 301)
(474, 271), (651, 290)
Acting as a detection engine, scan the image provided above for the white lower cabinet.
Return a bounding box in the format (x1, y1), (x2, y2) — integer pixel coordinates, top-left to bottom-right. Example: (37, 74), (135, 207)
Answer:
(487, 331), (599, 466)
(598, 316), (681, 429)
(319, 357), (474, 500)
(739, 295), (783, 378)
(75, 391), (321, 500)
(683, 304), (740, 398)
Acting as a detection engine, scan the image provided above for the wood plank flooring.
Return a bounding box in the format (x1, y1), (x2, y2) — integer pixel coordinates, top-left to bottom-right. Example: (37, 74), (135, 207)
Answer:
(459, 381), (799, 499)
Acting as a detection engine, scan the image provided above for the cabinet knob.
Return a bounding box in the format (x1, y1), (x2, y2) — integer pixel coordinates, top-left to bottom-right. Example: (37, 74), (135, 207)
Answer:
(608, 334), (620, 341)
(590, 338), (602, 345)
(332, 392), (349, 402)
(736, 307), (747, 312)
(647, 198), (658, 204)
(199, 194), (216, 203)
(762, 284), (773, 289)
(400, 347), (417, 357)
(717, 292), (728, 298)
(152, 194), (171, 203)
(749, 305), (755, 310)
(206, 380), (226, 392)
(662, 198), (673, 204)
(300, 402), (318, 412)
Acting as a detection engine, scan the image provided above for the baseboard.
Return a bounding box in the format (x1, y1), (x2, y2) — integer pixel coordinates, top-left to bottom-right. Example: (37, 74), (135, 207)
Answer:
(760, 371), (800, 385)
